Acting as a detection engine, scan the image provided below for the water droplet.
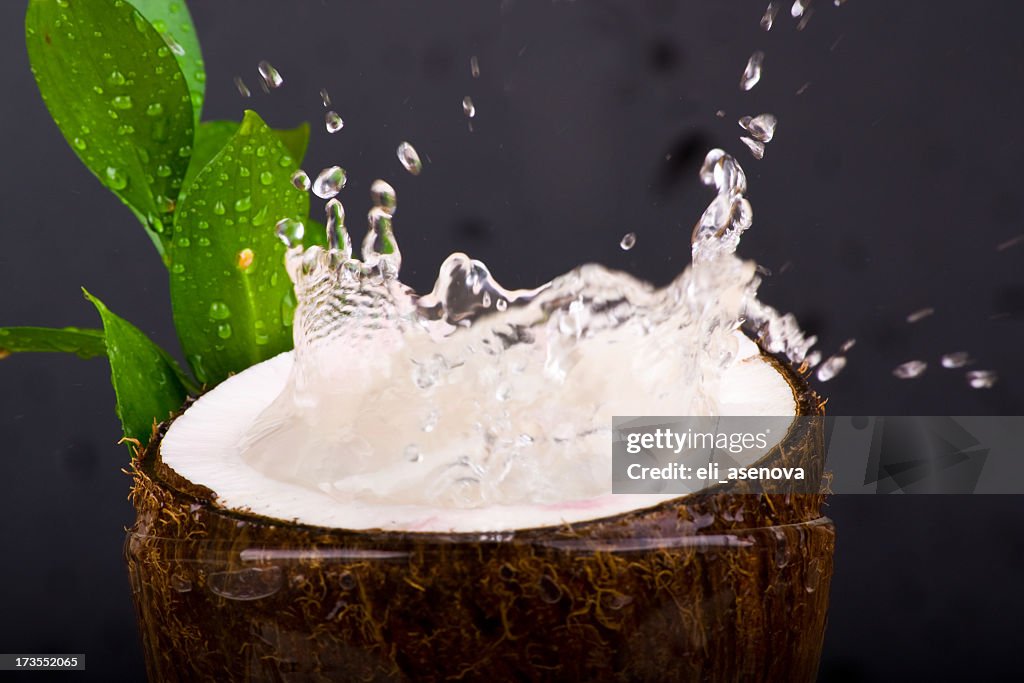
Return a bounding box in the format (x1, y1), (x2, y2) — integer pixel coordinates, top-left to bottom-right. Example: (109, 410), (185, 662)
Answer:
(496, 298), (508, 312)
(761, 2), (779, 30)
(738, 113), (778, 143)
(104, 166), (128, 190)
(312, 166), (347, 199)
(326, 198), (351, 258)
(275, 218), (305, 248)
(893, 360), (927, 379)
(234, 76), (251, 98)
(462, 96), (476, 118)
(739, 137), (765, 159)
(816, 355), (846, 382)
(146, 102), (164, 117)
(325, 110), (344, 133)
(281, 291), (296, 327)
(940, 352), (972, 369)
(470, 55), (480, 78)
(254, 320), (270, 345)
(111, 95), (133, 110)
(213, 201), (226, 215)
(217, 323), (233, 339)
(257, 60), (283, 89)
(208, 566), (282, 601)
(699, 149), (747, 194)
(320, 88), (331, 107)
(176, 237), (190, 248)
(107, 70), (126, 86)
(259, 170), (274, 186)
(397, 142), (423, 176)
(620, 232), (637, 250)
(234, 196), (252, 212)
(156, 164), (172, 178)
(290, 169), (310, 191)
(171, 263), (185, 274)
(72, 137), (87, 151)
(839, 338), (856, 353)
(370, 179), (397, 216)
(209, 301), (231, 320)
(791, 0), (810, 17)
(164, 34), (185, 56)
(966, 370), (997, 389)
(740, 51), (765, 91)
(906, 307), (934, 323)
(237, 248), (255, 270)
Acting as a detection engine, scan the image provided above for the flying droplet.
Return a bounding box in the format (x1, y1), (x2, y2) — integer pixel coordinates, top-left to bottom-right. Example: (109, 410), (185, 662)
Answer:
(312, 166), (347, 199)
(791, 0), (809, 17)
(462, 96), (476, 118)
(740, 51), (765, 91)
(906, 307), (934, 323)
(940, 352), (973, 369)
(740, 137), (765, 159)
(257, 60), (283, 89)
(397, 142), (423, 175)
(290, 170), (310, 191)
(893, 360), (927, 379)
(234, 76), (251, 98)
(620, 232), (637, 250)
(470, 55), (480, 78)
(320, 88), (331, 107)
(325, 110), (344, 133)
(274, 218), (305, 248)
(370, 179), (397, 216)
(738, 113), (778, 143)
(816, 355), (846, 382)
(966, 370), (997, 389)
(839, 338), (856, 353)
(761, 2), (779, 30)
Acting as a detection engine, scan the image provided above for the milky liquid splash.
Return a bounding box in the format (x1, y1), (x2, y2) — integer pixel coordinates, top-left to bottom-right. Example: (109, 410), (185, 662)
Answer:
(238, 150), (816, 508)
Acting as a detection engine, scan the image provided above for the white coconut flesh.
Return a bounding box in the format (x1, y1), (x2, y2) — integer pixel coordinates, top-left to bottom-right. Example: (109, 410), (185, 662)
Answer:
(161, 331), (796, 534)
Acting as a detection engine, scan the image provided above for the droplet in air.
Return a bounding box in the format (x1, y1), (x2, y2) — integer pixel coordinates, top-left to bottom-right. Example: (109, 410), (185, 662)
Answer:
(699, 149), (747, 194)
(257, 60), (283, 89)
(320, 88), (331, 107)
(893, 360), (927, 379)
(397, 142), (423, 175)
(816, 355), (846, 382)
(370, 179), (397, 216)
(940, 352), (972, 369)
(791, 0), (810, 17)
(839, 338), (856, 353)
(740, 137), (765, 159)
(906, 307), (934, 323)
(470, 55), (480, 78)
(325, 111), (344, 133)
(738, 113), (778, 143)
(290, 169), (310, 191)
(761, 2), (779, 30)
(234, 76), (251, 98)
(462, 96), (476, 118)
(966, 370), (997, 389)
(275, 218), (305, 248)
(740, 51), (765, 91)
(312, 166), (347, 199)
(620, 232), (637, 250)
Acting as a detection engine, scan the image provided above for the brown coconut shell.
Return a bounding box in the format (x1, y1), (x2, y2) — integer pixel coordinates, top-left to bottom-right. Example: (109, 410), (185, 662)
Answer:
(125, 356), (834, 682)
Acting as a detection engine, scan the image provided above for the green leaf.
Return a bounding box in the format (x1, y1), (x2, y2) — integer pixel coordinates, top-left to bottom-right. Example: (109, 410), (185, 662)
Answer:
(83, 290), (191, 444)
(170, 110), (309, 386)
(0, 326), (106, 359)
(129, 0), (205, 122)
(26, 0), (196, 257)
(183, 120), (311, 195)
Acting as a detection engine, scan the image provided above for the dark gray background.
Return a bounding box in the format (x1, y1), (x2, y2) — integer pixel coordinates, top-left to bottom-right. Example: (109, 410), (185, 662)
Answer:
(1, 1), (1022, 680)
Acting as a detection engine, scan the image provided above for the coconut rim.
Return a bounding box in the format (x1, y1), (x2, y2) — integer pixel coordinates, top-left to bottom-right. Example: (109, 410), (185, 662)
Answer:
(134, 348), (823, 543)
